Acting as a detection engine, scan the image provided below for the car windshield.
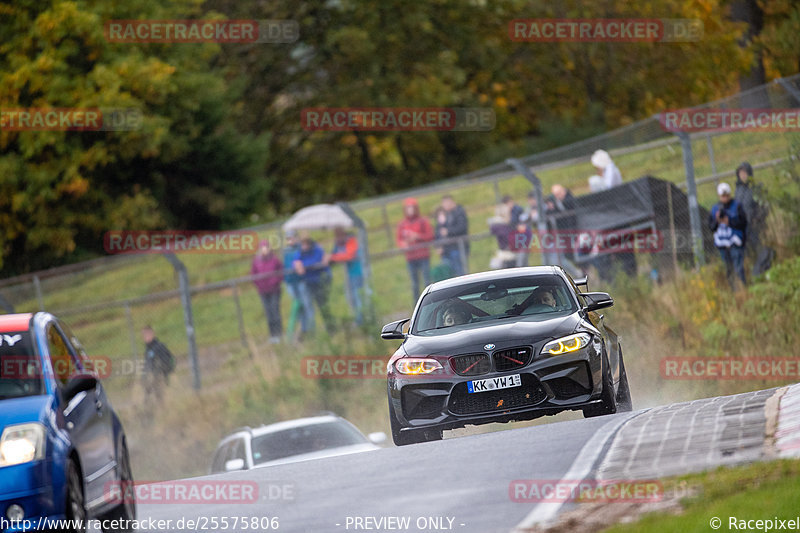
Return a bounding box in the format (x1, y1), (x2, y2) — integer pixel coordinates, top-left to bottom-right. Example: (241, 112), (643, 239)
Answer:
(0, 331), (45, 399)
(412, 274), (576, 334)
(250, 421), (369, 465)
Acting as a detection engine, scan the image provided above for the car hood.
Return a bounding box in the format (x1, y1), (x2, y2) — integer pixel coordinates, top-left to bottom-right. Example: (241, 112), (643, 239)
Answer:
(0, 395), (52, 432)
(403, 313), (580, 356)
(251, 443), (380, 469)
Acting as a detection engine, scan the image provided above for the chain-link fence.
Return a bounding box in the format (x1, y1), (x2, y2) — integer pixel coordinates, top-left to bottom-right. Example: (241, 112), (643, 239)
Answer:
(1, 74), (799, 400)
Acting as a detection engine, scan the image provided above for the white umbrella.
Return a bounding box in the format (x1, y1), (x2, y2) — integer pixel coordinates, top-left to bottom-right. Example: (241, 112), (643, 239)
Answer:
(282, 204), (354, 232)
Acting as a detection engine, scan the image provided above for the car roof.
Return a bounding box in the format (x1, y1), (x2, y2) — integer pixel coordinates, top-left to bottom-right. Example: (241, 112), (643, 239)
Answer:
(0, 313), (34, 332)
(225, 415), (348, 440)
(425, 266), (563, 293)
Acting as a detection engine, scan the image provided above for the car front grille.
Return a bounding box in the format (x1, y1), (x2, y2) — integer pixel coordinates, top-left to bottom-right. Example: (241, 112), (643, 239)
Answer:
(492, 347), (532, 372)
(451, 353), (492, 376)
(447, 374), (547, 415)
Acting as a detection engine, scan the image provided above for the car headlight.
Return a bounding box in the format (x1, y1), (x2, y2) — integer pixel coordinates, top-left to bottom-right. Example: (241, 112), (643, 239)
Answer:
(0, 423), (46, 467)
(395, 358), (443, 375)
(541, 333), (591, 355)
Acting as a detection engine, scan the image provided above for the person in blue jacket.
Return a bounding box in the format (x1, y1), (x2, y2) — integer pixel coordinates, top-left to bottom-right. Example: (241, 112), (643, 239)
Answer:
(282, 231), (308, 340)
(293, 233), (334, 335)
(709, 182), (748, 288)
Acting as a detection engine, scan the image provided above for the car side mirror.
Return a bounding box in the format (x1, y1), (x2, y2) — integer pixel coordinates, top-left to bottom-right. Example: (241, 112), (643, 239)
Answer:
(381, 319), (409, 340)
(62, 373), (98, 402)
(224, 458), (245, 472)
(368, 431), (387, 445)
(582, 292), (614, 312)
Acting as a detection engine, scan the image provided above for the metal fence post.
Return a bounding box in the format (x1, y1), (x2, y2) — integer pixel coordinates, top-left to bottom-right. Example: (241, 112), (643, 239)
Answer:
(0, 293), (14, 313)
(666, 184), (679, 277)
(381, 202), (393, 248)
(230, 282), (251, 356)
(505, 158), (558, 266)
(163, 253), (201, 390)
(32, 275), (44, 311)
(775, 77), (800, 104)
(706, 135), (716, 177)
(458, 237), (469, 274)
(676, 132), (705, 268)
(124, 301), (137, 361)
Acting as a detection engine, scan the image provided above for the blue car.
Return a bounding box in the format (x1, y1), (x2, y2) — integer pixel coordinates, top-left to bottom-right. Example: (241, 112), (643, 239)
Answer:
(0, 312), (135, 532)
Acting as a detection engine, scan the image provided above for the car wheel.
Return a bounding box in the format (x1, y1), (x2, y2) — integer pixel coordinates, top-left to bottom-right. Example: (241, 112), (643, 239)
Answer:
(65, 459), (87, 533)
(388, 395), (443, 446)
(100, 438), (136, 532)
(583, 352), (617, 418)
(615, 347), (633, 412)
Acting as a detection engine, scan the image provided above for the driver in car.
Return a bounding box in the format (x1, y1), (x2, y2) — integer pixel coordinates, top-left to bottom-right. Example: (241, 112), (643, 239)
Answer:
(531, 287), (557, 308)
(440, 300), (471, 327)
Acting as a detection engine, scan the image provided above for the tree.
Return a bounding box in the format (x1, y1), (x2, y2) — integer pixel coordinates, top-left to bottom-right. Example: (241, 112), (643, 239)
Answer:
(0, 0), (269, 274)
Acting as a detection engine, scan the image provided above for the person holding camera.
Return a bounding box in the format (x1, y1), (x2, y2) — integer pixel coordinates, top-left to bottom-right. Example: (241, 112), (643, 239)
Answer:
(709, 182), (748, 288)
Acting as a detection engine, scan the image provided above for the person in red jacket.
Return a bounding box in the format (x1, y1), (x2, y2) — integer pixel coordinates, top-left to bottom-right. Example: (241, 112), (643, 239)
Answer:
(396, 197), (434, 301)
(251, 239), (284, 343)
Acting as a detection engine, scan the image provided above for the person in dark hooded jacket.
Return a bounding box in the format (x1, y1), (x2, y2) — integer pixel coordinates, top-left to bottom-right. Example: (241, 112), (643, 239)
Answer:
(735, 161), (773, 277)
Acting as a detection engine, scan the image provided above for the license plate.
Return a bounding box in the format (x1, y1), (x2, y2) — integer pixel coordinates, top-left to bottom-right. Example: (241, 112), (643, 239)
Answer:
(467, 374), (522, 393)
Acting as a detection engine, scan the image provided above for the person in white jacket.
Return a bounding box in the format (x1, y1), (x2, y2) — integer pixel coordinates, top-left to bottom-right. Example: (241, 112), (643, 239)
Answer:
(590, 149), (623, 190)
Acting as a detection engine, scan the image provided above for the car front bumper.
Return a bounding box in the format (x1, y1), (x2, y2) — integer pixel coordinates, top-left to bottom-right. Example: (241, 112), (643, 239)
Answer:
(0, 461), (62, 533)
(389, 348), (603, 432)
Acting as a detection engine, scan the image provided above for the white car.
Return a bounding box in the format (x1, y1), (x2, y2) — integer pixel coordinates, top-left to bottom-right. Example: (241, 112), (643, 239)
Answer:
(209, 414), (386, 473)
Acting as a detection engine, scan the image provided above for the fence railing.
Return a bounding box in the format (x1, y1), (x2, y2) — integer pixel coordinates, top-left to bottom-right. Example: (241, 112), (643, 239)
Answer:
(2, 73), (799, 394)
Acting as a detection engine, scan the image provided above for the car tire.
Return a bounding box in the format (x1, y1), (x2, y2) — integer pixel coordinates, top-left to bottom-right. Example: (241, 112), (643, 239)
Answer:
(615, 347), (633, 412)
(100, 439), (136, 532)
(583, 351), (617, 418)
(65, 459), (87, 533)
(388, 396), (443, 446)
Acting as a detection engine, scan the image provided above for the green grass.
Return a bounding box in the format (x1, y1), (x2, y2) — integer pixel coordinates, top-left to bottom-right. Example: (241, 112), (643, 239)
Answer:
(605, 459), (800, 533)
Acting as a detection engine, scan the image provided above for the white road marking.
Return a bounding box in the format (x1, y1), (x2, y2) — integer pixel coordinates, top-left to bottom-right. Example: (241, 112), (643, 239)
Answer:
(511, 409), (648, 531)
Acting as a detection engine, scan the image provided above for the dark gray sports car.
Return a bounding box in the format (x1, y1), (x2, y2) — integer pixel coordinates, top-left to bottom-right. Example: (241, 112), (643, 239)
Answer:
(381, 266), (632, 446)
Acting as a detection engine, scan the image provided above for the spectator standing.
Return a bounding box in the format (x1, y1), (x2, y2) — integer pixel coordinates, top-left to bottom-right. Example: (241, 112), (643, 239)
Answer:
(282, 231), (308, 341)
(709, 182), (748, 288)
(327, 227), (364, 325)
(524, 190), (540, 226)
(431, 206), (455, 282)
(509, 213), (532, 267)
(547, 185), (578, 265)
(502, 195), (524, 226)
(590, 149), (623, 190)
(250, 239), (283, 343)
(439, 195), (470, 276)
(735, 161), (774, 277)
(294, 234), (335, 335)
(397, 198), (434, 300)
(549, 184), (577, 212)
(141, 325), (175, 403)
